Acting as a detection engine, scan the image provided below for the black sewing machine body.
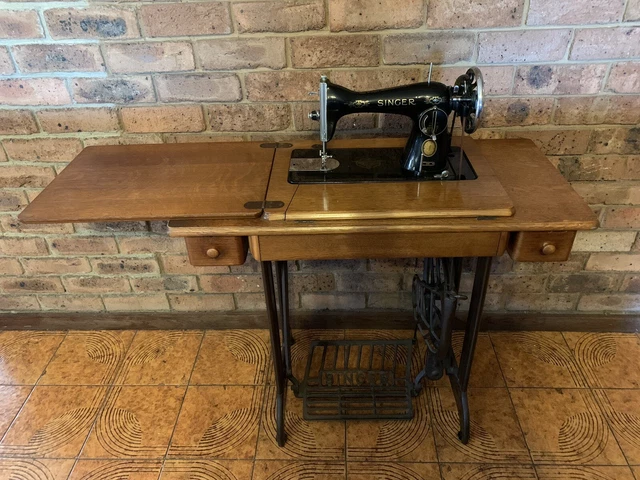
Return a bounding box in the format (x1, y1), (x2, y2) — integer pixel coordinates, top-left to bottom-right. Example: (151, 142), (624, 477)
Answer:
(303, 68), (484, 180)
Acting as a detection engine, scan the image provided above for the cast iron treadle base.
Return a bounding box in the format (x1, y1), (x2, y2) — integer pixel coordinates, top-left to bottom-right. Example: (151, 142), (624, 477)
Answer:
(299, 339), (414, 420)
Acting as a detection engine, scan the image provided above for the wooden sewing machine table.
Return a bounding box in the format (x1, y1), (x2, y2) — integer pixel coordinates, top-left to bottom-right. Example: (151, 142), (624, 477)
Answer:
(19, 137), (597, 447)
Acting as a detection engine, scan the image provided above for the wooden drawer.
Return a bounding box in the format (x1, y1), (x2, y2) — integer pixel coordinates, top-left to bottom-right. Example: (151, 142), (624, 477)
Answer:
(508, 231), (576, 262)
(184, 236), (248, 266)
(252, 232), (507, 261)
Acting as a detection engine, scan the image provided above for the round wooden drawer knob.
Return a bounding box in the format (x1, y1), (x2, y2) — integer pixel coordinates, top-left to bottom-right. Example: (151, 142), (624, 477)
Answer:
(206, 248), (220, 259)
(541, 243), (556, 255)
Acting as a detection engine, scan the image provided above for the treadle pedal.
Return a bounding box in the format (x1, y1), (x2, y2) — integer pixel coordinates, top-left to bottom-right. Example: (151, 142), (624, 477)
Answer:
(299, 339), (414, 420)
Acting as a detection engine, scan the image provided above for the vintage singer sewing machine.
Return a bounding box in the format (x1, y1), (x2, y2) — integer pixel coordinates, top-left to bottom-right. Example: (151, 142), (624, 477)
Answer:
(19, 67), (597, 450)
(296, 67), (483, 182)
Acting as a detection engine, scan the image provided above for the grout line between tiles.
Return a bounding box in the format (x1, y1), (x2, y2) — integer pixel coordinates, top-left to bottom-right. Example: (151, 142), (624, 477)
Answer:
(488, 332), (539, 478)
(157, 329), (206, 480)
(250, 360), (269, 479)
(0, 331), (68, 447)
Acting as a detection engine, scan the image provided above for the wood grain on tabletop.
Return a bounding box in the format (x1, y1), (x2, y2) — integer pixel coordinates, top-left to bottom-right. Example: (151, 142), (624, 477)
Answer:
(19, 142), (275, 223)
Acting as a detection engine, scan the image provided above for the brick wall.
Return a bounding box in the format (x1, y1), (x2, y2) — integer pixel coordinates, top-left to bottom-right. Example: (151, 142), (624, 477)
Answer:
(0, 0), (638, 314)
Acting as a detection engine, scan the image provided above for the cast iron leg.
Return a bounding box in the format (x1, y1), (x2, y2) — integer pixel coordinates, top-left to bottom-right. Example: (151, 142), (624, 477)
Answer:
(276, 261), (294, 382)
(450, 256), (492, 444)
(261, 261), (287, 446)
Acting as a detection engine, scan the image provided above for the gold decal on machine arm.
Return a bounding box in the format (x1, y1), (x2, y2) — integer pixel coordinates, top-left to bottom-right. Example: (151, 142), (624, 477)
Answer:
(377, 99), (417, 106)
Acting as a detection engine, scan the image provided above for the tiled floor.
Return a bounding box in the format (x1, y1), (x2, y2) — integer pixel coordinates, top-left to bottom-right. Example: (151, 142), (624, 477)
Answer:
(0, 329), (639, 479)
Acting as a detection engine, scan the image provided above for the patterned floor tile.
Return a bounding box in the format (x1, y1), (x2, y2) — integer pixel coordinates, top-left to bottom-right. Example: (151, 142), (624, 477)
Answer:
(346, 391), (437, 463)
(0, 458), (74, 479)
(0, 332), (65, 385)
(510, 388), (626, 465)
(168, 385), (262, 459)
(161, 460), (254, 480)
(191, 330), (269, 385)
(429, 387), (530, 463)
(592, 389), (640, 465)
(440, 464), (536, 480)
(39, 331), (134, 385)
(491, 331), (586, 388)
(115, 330), (202, 385)
(349, 462), (440, 479)
(69, 459), (162, 479)
(253, 460), (345, 479)
(564, 332), (640, 389)
(435, 332), (506, 388)
(0, 386), (105, 458)
(0, 385), (31, 438)
(256, 386), (345, 460)
(535, 465), (636, 480)
(82, 385), (185, 458)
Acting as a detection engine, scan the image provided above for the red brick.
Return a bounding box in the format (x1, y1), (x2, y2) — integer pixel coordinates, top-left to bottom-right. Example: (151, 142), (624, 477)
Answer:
(71, 76), (155, 104)
(0, 190), (28, 212)
(164, 133), (245, 144)
(155, 73), (241, 102)
(366, 292), (412, 309)
(130, 276), (197, 293)
(514, 65), (606, 95)
(75, 221), (147, 234)
(207, 104), (290, 132)
(89, 257), (159, 275)
(49, 236), (118, 255)
(290, 273), (335, 294)
(234, 293), (268, 310)
(528, 0), (625, 25)
(330, 0), (423, 31)
(0, 295), (39, 311)
(505, 293), (578, 311)
(0, 47), (13, 75)
(383, 32), (475, 65)
(571, 182), (640, 205)
(621, 274), (640, 292)
(83, 134), (164, 147)
(589, 127), (640, 155)
(0, 10), (43, 39)
(0, 79), (71, 106)
(478, 30), (571, 63)
(586, 253), (640, 271)
(557, 155), (632, 181)
(0, 277), (64, 293)
(0, 214), (74, 235)
(602, 207), (640, 229)
(63, 275), (130, 293)
(246, 71), (327, 102)
(196, 37), (285, 70)
(117, 236), (184, 254)
(139, 2), (231, 37)
(3, 138), (83, 163)
(335, 273), (402, 292)
(505, 129), (591, 155)
(232, 0), (324, 33)
(121, 106), (204, 133)
(0, 165), (55, 188)
(200, 274), (263, 293)
(573, 231), (637, 252)
(291, 35), (379, 68)
(0, 110), (38, 135)
(103, 293), (169, 311)
(482, 98), (554, 127)
(299, 259), (366, 271)
(44, 7), (139, 40)
(330, 68), (421, 91)
(36, 107), (119, 133)
(301, 292), (366, 310)
(571, 27), (640, 60)
(168, 293), (234, 311)
(555, 96), (640, 125)
(104, 42), (194, 74)
(160, 254), (229, 275)
(0, 237), (48, 256)
(626, 0), (640, 20)
(428, 0), (523, 28)
(0, 258), (23, 275)
(12, 44), (104, 73)
(606, 62), (640, 93)
(39, 294), (104, 312)
(431, 66), (514, 95)
(22, 257), (91, 275)
(547, 273), (618, 293)
(578, 294), (640, 312)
